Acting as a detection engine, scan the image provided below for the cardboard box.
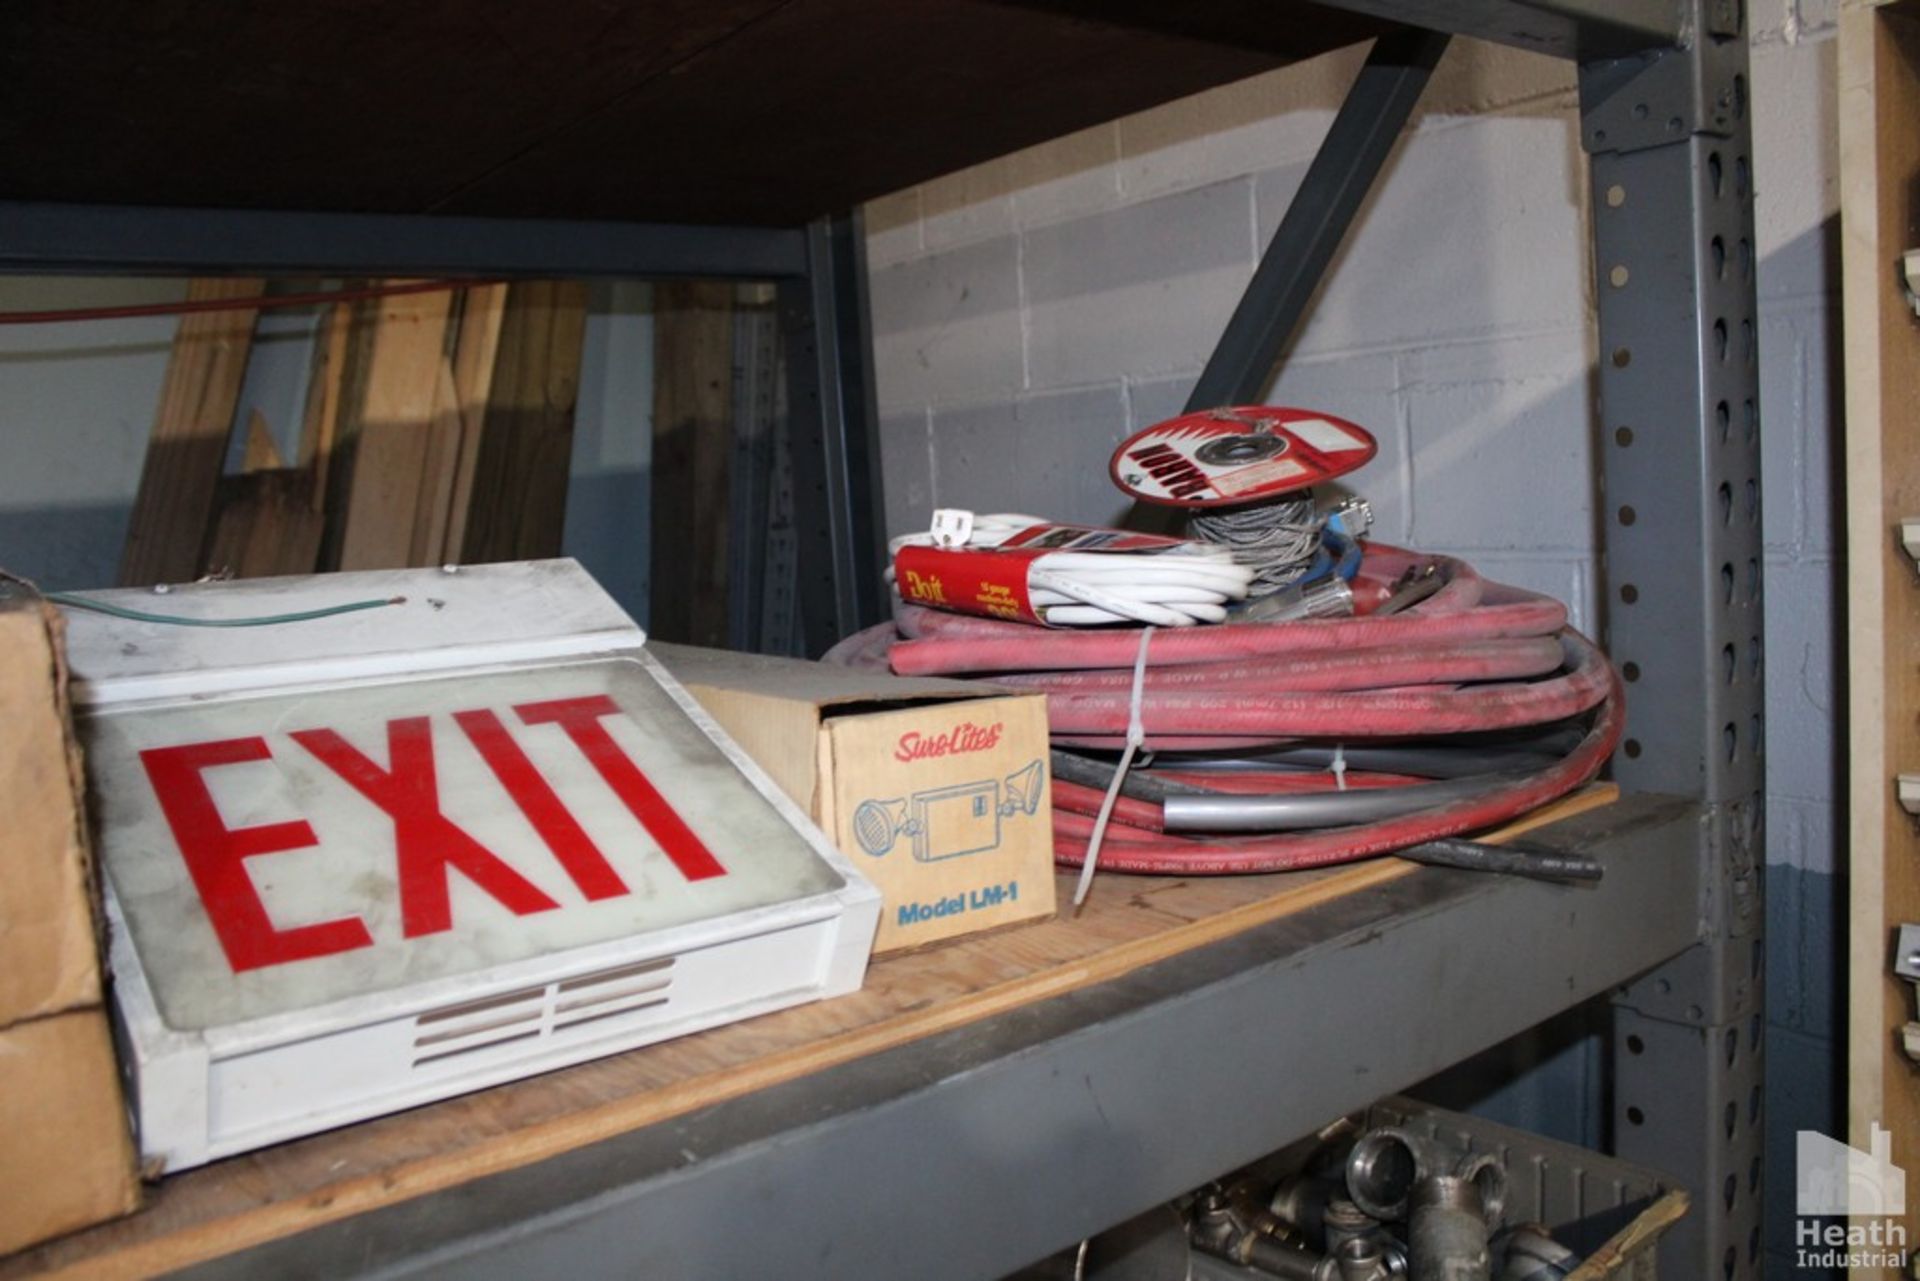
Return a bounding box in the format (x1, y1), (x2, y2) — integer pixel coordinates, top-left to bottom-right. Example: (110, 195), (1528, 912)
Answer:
(653, 644), (1055, 951)
(0, 597), (140, 1253)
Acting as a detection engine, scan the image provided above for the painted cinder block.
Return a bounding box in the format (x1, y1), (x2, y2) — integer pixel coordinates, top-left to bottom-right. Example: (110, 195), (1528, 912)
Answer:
(879, 407), (935, 541)
(1125, 369), (1199, 433)
(864, 188), (924, 271)
(1401, 333), (1596, 554)
(1008, 124), (1124, 231)
(1021, 178), (1256, 391)
(1763, 1023), (1844, 1261)
(1757, 310), (1805, 556)
(1793, 306), (1842, 557)
(1752, 35), (1840, 303)
(1256, 111), (1592, 358)
(1764, 844), (1842, 1042)
(1116, 49), (1359, 204)
(930, 384), (1132, 529)
(920, 159), (1016, 253)
(869, 235), (1025, 411)
(1761, 556), (1837, 803)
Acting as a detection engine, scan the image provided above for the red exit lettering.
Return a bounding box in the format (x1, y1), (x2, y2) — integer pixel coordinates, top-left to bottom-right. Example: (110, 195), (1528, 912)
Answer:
(137, 699), (728, 974)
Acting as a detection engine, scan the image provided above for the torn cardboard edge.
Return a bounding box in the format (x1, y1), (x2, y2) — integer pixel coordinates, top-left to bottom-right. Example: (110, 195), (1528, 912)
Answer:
(0, 592), (110, 1024)
(648, 641), (1021, 817)
(0, 587), (141, 1253)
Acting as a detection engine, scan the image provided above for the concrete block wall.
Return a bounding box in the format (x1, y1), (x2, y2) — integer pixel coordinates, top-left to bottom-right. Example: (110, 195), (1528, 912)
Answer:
(864, 12), (1844, 1274)
(867, 37), (1606, 629)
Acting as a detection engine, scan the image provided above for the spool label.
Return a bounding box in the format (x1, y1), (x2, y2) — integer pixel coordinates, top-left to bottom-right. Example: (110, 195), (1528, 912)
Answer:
(1110, 406), (1377, 507)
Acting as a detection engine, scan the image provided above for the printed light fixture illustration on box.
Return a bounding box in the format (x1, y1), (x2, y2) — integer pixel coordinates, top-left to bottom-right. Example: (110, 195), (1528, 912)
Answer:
(852, 760), (1046, 861)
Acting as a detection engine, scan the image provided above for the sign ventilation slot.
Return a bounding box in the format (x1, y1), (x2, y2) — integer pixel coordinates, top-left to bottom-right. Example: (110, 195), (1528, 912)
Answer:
(554, 957), (675, 1033)
(410, 958), (677, 1068)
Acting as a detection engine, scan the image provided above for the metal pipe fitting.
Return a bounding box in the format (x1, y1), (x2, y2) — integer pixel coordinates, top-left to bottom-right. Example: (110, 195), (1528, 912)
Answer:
(1491, 1224), (1577, 1281)
(1225, 1235), (1395, 1281)
(1452, 1152), (1509, 1227)
(1328, 1236), (1396, 1281)
(1408, 1176), (1492, 1281)
(1190, 1178), (1298, 1270)
(1344, 1126), (1428, 1221)
(1319, 1195), (1374, 1254)
(1270, 1173), (1340, 1246)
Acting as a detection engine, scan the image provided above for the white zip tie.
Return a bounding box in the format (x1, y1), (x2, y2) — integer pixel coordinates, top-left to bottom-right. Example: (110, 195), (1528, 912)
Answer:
(1073, 626), (1154, 911)
(1330, 742), (1349, 792)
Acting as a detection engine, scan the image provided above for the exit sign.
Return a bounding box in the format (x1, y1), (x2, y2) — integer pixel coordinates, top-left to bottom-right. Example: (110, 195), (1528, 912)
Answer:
(66, 563), (878, 1172)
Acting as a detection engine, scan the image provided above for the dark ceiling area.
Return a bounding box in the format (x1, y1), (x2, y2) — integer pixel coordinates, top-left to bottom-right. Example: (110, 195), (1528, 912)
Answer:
(1, 1), (1387, 226)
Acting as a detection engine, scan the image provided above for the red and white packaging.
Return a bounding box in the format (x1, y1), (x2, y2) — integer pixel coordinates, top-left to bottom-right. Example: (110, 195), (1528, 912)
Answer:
(893, 521), (1189, 626)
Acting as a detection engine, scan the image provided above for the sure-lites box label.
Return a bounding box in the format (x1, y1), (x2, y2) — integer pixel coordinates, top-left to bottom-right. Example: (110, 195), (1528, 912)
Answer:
(826, 696), (1055, 951)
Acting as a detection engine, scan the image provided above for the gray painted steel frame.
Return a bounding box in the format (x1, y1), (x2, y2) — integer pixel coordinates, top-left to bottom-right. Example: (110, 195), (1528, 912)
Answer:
(179, 798), (1702, 1281)
(0, 200), (809, 280)
(1185, 0), (1765, 1274)
(1310, 0), (1701, 61)
(778, 213), (891, 650)
(1580, 6), (1767, 1275)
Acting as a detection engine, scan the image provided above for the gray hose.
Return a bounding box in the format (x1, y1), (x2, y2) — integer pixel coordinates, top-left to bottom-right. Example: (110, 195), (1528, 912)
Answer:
(1055, 750), (1600, 879)
(1051, 750), (1213, 801)
(1161, 771), (1529, 833)
(1167, 744), (1561, 780)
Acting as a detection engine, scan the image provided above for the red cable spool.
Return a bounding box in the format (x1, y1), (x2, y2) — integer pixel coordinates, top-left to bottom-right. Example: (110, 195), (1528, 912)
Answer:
(838, 410), (1619, 886)
(829, 545), (1622, 880)
(1109, 405), (1377, 508)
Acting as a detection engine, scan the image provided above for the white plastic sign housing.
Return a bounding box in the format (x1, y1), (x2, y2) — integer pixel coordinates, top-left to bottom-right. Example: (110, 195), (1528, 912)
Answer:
(61, 561), (879, 1172)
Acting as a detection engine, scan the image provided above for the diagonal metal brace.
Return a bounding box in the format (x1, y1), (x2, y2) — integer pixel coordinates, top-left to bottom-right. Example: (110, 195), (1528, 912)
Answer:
(1184, 26), (1449, 413)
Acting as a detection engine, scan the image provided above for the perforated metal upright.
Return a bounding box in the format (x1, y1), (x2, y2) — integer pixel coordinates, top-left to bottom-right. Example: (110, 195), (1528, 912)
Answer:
(1233, 3), (1768, 1274)
(1581, 12), (1766, 1279)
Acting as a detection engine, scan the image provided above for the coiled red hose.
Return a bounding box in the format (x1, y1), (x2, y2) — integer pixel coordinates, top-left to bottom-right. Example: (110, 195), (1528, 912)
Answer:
(824, 545), (1620, 877)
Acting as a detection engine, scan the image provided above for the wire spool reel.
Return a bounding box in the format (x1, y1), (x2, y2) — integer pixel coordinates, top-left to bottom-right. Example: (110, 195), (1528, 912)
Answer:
(1110, 406), (1378, 595)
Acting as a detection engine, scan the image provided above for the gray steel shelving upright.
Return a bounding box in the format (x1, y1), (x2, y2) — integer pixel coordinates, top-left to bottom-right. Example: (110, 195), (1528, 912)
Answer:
(1196, 2), (1768, 1275)
(0, 2), (1764, 1277)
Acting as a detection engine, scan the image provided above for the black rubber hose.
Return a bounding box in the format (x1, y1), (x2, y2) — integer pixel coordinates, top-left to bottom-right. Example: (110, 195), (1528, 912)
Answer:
(1396, 837), (1602, 881)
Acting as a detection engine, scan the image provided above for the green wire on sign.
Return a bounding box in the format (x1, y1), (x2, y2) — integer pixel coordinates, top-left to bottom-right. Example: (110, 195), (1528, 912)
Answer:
(43, 593), (405, 628)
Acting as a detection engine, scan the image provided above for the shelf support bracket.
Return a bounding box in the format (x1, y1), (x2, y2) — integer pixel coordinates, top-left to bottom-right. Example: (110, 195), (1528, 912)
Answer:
(1184, 26), (1449, 413)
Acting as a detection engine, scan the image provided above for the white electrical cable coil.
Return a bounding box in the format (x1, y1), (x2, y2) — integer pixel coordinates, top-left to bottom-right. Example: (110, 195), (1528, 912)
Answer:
(888, 511), (1254, 627)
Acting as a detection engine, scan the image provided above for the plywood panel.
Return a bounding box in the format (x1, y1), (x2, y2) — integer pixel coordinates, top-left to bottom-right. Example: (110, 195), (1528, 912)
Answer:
(1842, 3), (1920, 1268)
(1, 786), (1613, 1280)
(649, 282), (734, 645)
(116, 280), (263, 587)
(458, 281), (589, 564)
(334, 287), (456, 570)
